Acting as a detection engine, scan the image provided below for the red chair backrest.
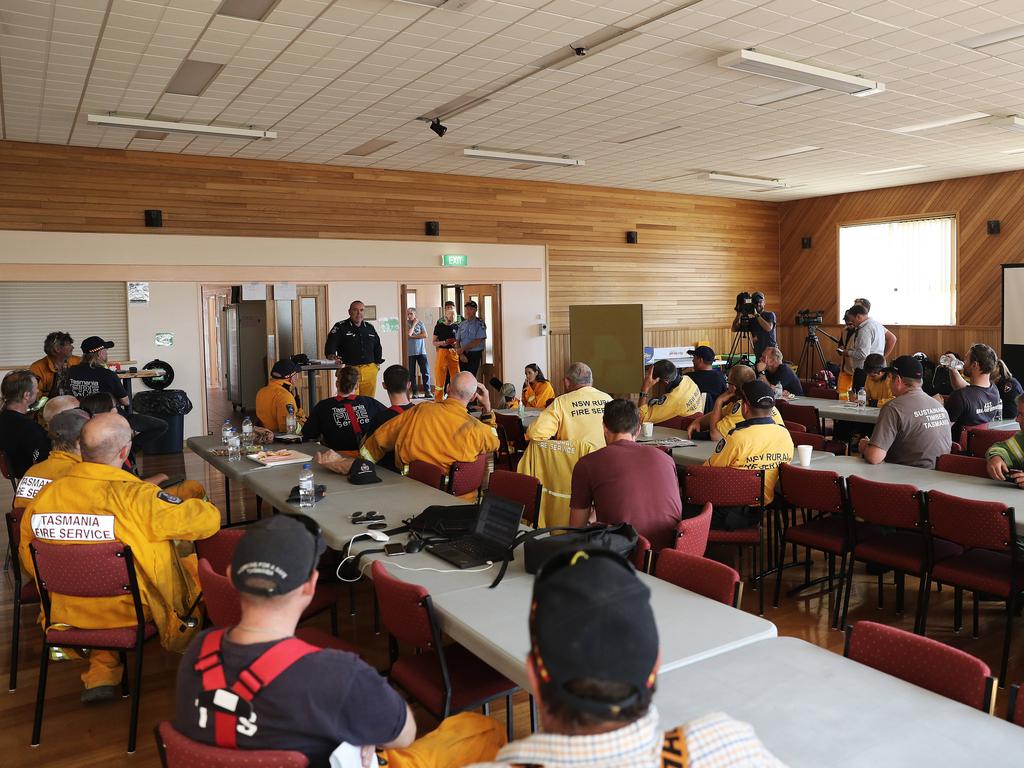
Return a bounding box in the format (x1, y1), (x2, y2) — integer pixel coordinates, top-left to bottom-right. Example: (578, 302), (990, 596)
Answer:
(846, 475), (922, 530)
(197, 558), (242, 627)
(31, 540), (133, 598)
(195, 527), (246, 577)
(683, 466), (764, 508)
(154, 721), (309, 768)
(632, 534), (652, 573)
(655, 414), (700, 431)
(925, 490), (1013, 552)
(779, 465), (845, 514)
(845, 621), (993, 710)
(822, 439), (849, 456)
(784, 420), (807, 433)
(408, 461), (446, 490)
(807, 386), (839, 400)
(494, 413), (527, 450)
(655, 550), (740, 607)
(371, 560), (435, 648)
(935, 453), (989, 479)
(449, 453), (488, 497)
(777, 403), (820, 434)
(790, 431), (826, 450)
(966, 428), (1018, 459)
(674, 503), (711, 556)
(487, 470), (542, 527)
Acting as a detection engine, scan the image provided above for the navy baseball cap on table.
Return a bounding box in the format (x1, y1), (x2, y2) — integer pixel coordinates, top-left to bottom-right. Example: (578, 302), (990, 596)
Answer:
(349, 458), (382, 485)
(81, 336), (114, 354)
(885, 355), (923, 380)
(688, 346), (716, 363)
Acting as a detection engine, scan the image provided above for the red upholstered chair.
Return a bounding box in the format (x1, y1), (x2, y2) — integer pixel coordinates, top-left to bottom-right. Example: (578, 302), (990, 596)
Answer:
(673, 503), (711, 556)
(840, 476), (955, 633)
(448, 453), (488, 501)
(807, 385), (839, 400)
(6, 509), (40, 691)
(632, 534), (652, 573)
(154, 721), (309, 768)
(966, 428), (1018, 459)
(777, 403), (821, 434)
(844, 621), (996, 712)
(774, 465), (849, 628)
(1008, 683), (1024, 726)
(935, 453), (989, 479)
(0, 450), (17, 491)
(682, 465), (767, 614)
(487, 470), (542, 527)
(494, 413), (528, 469)
(655, 550), (742, 607)
(371, 561), (519, 739)
(29, 541), (158, 752)
(790, 431), (826, 451)
(784, 420), (807, 433)
(919, 491), (1020, 686)
(655, 414), (700, 431)
(822, 439), (849, 456)
(408, 460), (446, 490)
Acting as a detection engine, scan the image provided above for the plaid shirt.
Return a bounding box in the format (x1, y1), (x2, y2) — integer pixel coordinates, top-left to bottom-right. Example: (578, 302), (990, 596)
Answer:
(466, 709), (784, 768)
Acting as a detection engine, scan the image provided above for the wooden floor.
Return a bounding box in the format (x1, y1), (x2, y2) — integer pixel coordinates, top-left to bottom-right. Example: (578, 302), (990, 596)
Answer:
(2, 448), (1022, 767)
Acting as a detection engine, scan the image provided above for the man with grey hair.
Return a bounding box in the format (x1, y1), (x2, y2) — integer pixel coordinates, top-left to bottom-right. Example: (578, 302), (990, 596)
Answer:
(527, 362), (612, 448)
(41, 394), (80, 425)
(755, 346), (803, 396)
(14, 407), (90, 513)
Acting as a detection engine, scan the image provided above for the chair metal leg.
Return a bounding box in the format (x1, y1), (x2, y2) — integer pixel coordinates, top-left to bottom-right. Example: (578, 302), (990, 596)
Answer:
(127, 644), (144, 753)
(895, 571), (905, 615)
(916, 573), (933, 635)
(31, 642), (50, 746)
(1001, 592), (1017, 687)
(840, 556), (856, 630)
(757, 539), (765, 616)
(973, 592), (980, 639)
(10, 593), (21, 692)
(772, 533), (787, 608)
(119, 651), (129, 697)
(831, 553), (847, 630)
(954, 586), (963, 633)
(349, 583), (357, 617)
(877, 572), (884, 609)
(224, 477), (232, 526)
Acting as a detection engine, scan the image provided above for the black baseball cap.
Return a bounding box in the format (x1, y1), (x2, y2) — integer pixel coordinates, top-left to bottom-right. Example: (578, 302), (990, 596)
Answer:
(864, 353), (886, 373)
(349, 458), (382, 485)
(741, 380), (776, 409)
(530, 549), (658, 717)
(81, 336), (114, 354)
(272, 359), (299, 378)
(688, 345), (716, 363)
(751, 291), (765, 301)
(464, 300), (478, 309)
(885, 355), (923, 380)
(231, 515), (325, 597)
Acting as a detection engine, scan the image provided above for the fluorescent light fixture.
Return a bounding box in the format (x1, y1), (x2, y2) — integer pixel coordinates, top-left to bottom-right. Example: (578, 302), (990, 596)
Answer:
(742, 84), (820, 106)
(217, 0), (280, 21)
(991, 115), (1024, 133)
(417, 95), (489, 123)
(463, 147), (584, 167)
(87, 114), (276, 140)
(893, 112), (990, 133)
(344, 138), (395, 156)
(750, 145), (820, 161)
(860, 164), (925, 176)
(165, 59), (224, 97)
(718, 49), (884, 96)
(134, 130), (169, 141)
(959, 23), (1024, 50)
(706, 172), (787, 189)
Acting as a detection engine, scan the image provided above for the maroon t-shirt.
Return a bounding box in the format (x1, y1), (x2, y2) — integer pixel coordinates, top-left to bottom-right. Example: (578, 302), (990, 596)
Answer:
(569, 439), (682, 550)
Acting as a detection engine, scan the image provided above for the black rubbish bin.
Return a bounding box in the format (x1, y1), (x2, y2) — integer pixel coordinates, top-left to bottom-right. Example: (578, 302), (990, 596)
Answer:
(132, 389), (193, 454)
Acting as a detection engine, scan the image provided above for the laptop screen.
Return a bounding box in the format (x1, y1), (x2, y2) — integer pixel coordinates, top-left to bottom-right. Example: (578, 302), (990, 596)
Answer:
(474, 493), (524, 547)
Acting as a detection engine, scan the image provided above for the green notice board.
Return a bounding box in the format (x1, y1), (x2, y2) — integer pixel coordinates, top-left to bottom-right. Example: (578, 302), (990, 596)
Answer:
(568, 304), (644, 395)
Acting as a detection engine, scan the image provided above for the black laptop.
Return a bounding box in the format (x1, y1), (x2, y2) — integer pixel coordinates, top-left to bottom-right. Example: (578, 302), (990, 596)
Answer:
(426, 493), (524, 568)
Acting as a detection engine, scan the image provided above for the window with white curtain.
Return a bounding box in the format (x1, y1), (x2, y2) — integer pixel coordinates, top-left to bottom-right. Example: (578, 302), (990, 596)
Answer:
(838, 216), (956, 325)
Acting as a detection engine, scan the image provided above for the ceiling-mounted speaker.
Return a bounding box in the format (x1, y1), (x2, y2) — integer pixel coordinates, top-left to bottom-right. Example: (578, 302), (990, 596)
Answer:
(626, 230), (638, 244)
(144, 209), (163, 227)
(425, 220), (440, 237)
(801, 236), (812, 249)
(988, 220), (1001, 235)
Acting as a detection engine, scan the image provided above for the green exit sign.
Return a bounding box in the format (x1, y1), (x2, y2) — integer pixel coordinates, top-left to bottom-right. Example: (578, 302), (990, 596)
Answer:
(441, 254), (468, 267)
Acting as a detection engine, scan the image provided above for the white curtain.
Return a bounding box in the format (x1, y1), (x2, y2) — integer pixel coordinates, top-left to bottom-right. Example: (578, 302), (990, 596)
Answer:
(839, 216), (956, 325)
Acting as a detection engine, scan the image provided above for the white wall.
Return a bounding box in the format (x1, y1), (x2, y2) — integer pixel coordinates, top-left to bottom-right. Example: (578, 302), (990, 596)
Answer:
(502, 281), (549, 387)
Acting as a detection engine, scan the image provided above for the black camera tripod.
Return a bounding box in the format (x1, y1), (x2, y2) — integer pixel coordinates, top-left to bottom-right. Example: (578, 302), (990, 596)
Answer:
(796, 324), (840, 381)
(727, 324), (757, 367)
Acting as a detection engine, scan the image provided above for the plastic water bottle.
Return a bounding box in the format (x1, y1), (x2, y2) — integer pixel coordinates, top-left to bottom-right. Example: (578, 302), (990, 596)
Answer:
(857, 388), (867, 408)
(285, 404), (297, 434)
(221, 419), (233, 445)
(299, 463), (315, 508)
(241, 415), (254, 447)
(518, 401), (526, 419)
(227, 432), (241, 462)
(774, 383), (783, 400)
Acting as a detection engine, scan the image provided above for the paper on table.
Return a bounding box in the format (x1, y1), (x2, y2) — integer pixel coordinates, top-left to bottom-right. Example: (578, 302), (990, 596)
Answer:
(246, 450), (314, 467)
(637, 437), (696, 448)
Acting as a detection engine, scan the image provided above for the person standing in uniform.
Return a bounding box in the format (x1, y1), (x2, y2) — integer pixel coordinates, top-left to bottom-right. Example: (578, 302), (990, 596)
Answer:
(456, 300), (487, 377)
(325, 301), (383, 398)
(406, 307), (430, 398)
(30, 331), (80, 399)
(432, 300), (461, 402)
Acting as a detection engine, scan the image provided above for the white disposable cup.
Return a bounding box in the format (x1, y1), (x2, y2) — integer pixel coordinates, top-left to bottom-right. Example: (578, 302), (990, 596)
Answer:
(796, 444), (812, 467)
(642, 421), (654, 438)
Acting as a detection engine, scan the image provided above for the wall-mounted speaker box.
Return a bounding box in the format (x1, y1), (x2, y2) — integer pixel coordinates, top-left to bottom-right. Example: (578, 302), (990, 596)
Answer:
(988, 220), (1001, 235)
(425, 220), (440, 237)
(801, 236), (812, 249)
(144, 209), (163, 227)
(626, 230), (638, 244)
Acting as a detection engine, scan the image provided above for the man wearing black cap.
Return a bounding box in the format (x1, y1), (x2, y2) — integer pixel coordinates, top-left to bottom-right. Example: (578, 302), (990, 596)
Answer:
(859, 355), (951, 469)
(175, 515), (504, 766)
(683, 346), (726, 413)
(638, 360), (703, 424)
(256, 358), (305, 433)
(466, 548), (781, 768)
(66, 336), (129, 405)
(732, 291), (777, 361)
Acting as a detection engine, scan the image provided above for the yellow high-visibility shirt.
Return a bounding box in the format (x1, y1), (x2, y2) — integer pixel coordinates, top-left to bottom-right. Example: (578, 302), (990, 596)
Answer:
(705, 418), (794, 504)
(255, 379), (304, 432)
(13, 450), (80, 513)
(865, 375), (894, 406)
(517, 438), (596, 528)
(715, 401), (784, 437)
(526, 386), (612, 448)
(522, 380), (556, 408)
(640, 376), (703, 423)
(29, 355), (81, 396)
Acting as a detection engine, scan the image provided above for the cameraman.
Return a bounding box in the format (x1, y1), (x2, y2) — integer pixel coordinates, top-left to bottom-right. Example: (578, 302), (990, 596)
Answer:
(732, 290), (777, 360)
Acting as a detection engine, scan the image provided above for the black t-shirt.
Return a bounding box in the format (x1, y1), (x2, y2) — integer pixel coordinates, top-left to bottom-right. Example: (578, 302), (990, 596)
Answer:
(944, 384), (1002, 434)
(683, 370), (727, 413)
(66, 363), (128, 401)
(764, 364), (804, 395)
(0, 409), (50, 478)
(175, 629), (407, 768)
(999, 376), (1024, 419)
(432, 320), (458, 347)
(751, 311), (777, 358)
(301, 395), (388, 451)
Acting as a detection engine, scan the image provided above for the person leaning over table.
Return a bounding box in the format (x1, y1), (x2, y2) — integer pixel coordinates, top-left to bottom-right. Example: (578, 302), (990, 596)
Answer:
(522, 363), (556, 408)
(683, 345), (726, 414)
(638, 359), (703, 424)
(255, 358), (305, 433)
(858, 356), (952, 470)
(686, 363), (784, 443)
(23, 412), (220, 703)
(30, 330), (80, 399)
(465, 547), (783, 768)
(755, 346), (803, 396)
(862, 354), (894, 406)
(303, 365), (387, 454)
(526, 361), (612, 449)
(325, 300), (383, 398)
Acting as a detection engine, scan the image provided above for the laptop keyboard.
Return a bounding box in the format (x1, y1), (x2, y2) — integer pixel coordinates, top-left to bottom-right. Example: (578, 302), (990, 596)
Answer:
(446, 538), (495, 558)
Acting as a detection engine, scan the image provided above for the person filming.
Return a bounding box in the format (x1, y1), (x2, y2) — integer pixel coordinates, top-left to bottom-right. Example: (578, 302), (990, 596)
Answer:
(731, 291), (777, 361)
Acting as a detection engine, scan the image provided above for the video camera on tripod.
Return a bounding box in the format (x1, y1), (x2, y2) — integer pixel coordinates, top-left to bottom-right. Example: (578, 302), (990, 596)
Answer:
(735, 292), (757, 315)
(795, 309), (824, 327)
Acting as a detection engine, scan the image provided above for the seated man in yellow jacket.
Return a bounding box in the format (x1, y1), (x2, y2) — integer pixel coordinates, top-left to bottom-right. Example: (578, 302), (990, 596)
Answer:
(256, 358), (305, 433)
(687, 363), (784, 442)
(23, 412), (221, 703)
(638, 359), (703, 424)
(526, 362), (611, 449)
(361, 372), (498, 485)
(14, 408), (90, 516)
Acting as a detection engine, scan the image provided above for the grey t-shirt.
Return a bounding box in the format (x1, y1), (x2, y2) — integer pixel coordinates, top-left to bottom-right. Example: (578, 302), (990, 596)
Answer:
(869, 387), (952, 469)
